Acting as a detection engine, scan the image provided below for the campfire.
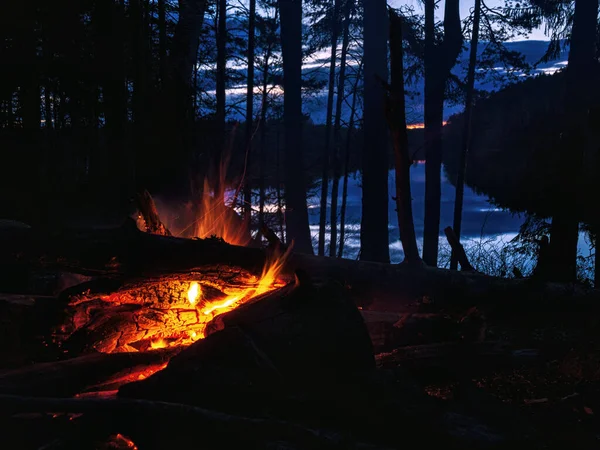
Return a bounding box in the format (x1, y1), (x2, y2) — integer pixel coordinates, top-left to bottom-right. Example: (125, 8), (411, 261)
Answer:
(52, 182), (291, 379)
(55, 253), (289, 355)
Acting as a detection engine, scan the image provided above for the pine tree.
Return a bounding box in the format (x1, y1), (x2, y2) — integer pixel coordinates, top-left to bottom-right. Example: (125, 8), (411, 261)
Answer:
(361, 0), (390, 263)
(279, 0), (313, 253)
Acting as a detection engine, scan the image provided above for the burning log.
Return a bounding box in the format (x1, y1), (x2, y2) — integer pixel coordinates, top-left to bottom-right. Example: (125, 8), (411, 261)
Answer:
(53, 254), (289, 355)
(117, 277), (376, 409)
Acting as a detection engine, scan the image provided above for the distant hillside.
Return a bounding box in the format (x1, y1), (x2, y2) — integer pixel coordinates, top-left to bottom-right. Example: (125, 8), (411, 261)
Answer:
(442, 69), (599, 224)
(212, 39), (568, 124)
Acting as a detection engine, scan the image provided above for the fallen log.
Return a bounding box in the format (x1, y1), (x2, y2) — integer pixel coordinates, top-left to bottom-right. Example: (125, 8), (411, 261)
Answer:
(0, 294), (68, 369)
(0, 349), (178, 397)
(361, 311), (460, 351)
(376, 341), (541, 373)
(0, 394), (396, 450)
(7, 218), (600, 312)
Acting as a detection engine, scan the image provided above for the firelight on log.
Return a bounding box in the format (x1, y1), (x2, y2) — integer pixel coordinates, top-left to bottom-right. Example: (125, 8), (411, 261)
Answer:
(187, 281), (201, 305)
(57, 246), (292, 355)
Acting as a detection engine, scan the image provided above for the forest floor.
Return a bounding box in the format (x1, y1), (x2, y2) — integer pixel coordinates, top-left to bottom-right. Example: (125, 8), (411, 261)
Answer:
(378, 311), (600, 448)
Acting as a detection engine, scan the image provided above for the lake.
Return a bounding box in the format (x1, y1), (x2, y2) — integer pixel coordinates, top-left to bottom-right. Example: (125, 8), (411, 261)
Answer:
(307, 162), (525, 264)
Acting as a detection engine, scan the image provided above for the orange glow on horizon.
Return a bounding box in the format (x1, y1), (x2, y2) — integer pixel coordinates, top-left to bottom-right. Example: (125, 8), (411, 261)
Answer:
(406, 121), (448, 129)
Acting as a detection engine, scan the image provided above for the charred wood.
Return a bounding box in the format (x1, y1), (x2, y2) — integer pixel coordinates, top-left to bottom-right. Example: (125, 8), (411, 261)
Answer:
(376, 341), (540, 373)
(0, 394), (391, 450)
(134, 189), (171, 236)
(444, 226), (474, 272)
(0, 349), (177, 397)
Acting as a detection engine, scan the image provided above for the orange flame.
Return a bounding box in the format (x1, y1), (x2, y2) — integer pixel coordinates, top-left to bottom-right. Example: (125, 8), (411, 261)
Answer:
(178, 154), (252, 246)
(110, 434), (138, 450)
(189, 244), (293, 335)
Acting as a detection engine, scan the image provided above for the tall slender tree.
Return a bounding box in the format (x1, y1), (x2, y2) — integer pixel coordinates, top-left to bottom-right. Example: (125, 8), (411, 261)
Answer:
(257, 5), (280, 240)
(243, 0), (257, 223)
(388, 8), (420, 264)
(329, 0), (353, 258)
(130, 0), (149, 186)
(338, 60), (362, 259)
(215, 0), (227, 191)
(278, 0), (314, 253)
(318, 0), (342, 256)
(158, 0), (167, 86)
(157, 0), (208, 196)
(451, 0), (481, 270)
(422, 0), (462, 267)
(97, 0), (128, 200)
(361, 0), (390, 263)
(548, 0), (598, 282)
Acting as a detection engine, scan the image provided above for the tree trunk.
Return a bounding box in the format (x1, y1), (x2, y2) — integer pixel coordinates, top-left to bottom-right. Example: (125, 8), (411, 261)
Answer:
(318, 0), (342, 256)
(361, 0), (389, 263)
(422, 0), (462, 267)
(243, 0), (257, 223)
(388, 10), (420, 264)
(257, 13), (277, 242)
(21, 7), (39, 131)
(258, 56), (271, 243)
(130, 0), (148, 187)
(170, 0), (207, 103)
(548, 0), (598, 283)
(595, 228), (600, 287)
(43, 87), (52, 130)
(165, 0), (208, 195)
(330, 0), (352, 258)
(338, 62), (362, 259)
(158, 0), (167, 86)
(276, 120), (285, 241)
(278, 0), (313, 254)
(451, 0), (481, 270)
(215, 0), (227, 194)
(97, 0), (128, 203)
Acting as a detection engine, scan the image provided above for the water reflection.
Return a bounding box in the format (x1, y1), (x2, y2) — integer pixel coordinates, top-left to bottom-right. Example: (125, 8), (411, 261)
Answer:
(307, 162), (525, 263)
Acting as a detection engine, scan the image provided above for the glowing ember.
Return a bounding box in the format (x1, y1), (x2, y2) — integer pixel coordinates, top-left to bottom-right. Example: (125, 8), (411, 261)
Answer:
(202, 296), (240, 316)
(150, 338), (167, 350)
(64, 245), (293, 354)
(187, 281), (201, 305)
(107, 434), (138, 450)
